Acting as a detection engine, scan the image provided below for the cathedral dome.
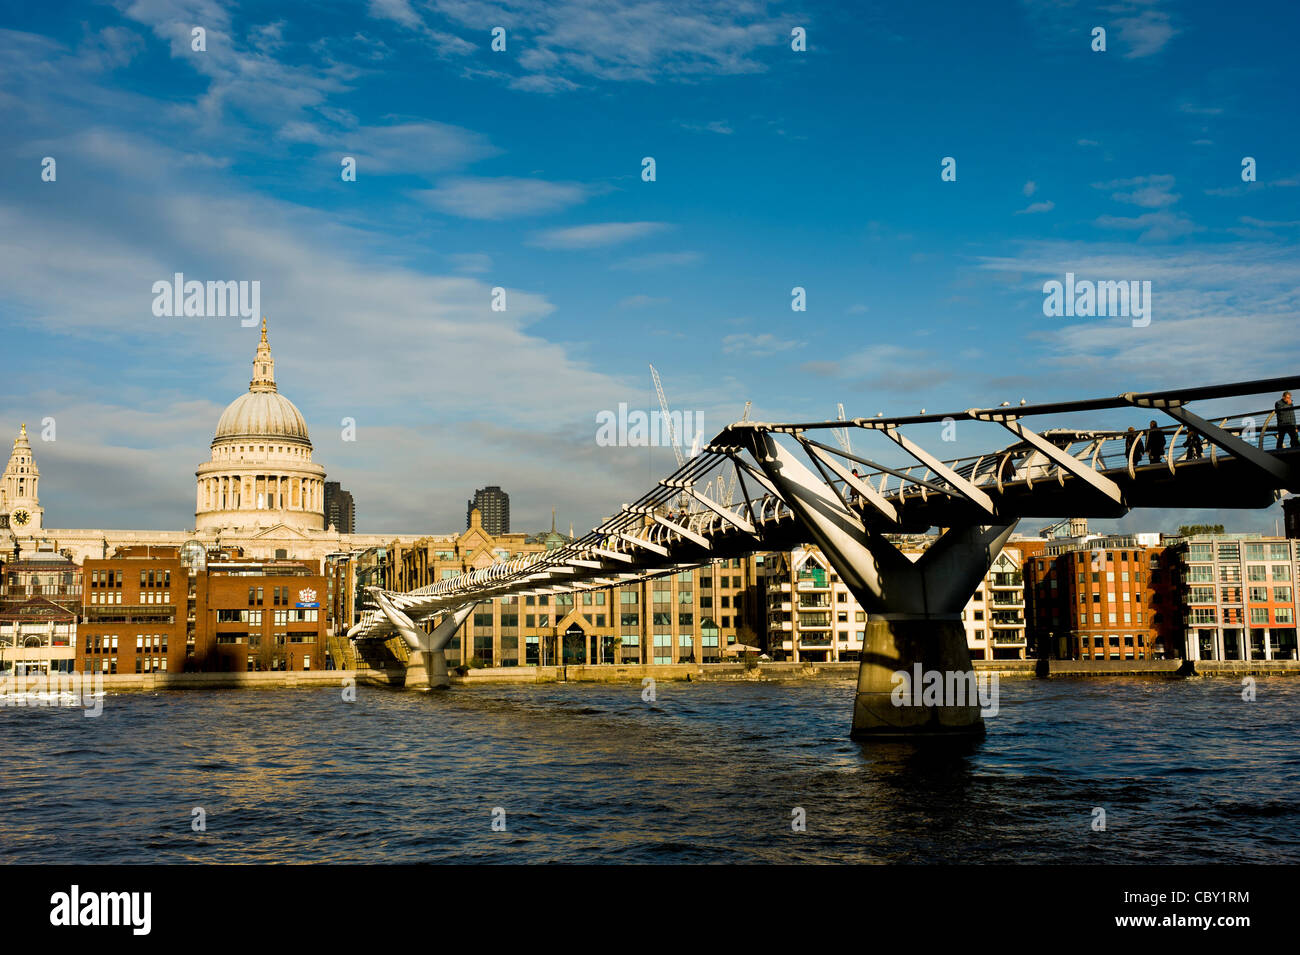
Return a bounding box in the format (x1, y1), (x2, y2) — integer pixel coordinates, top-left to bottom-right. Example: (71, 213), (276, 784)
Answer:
(214, 391), (311, 446)
(210, 318), (312, 448)
(196, 318), (326, 534)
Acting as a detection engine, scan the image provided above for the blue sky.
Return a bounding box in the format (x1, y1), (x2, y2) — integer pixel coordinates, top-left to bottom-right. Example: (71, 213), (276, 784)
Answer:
(1, 0), (1298, 536)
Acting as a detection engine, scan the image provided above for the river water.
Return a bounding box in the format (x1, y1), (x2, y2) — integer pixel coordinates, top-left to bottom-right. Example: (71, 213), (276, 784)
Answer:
(1, 678), (1297, 864)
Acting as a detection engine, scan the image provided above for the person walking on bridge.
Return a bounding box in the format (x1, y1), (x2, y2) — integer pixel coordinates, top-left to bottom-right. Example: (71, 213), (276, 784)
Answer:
(1146, 420), (1166, 464)
(1276, 392), (1298, 449)
(1125, 426), (1144, 464)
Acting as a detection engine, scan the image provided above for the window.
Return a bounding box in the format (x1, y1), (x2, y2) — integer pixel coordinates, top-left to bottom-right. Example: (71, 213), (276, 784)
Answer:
(1274, 608), (1294, 624)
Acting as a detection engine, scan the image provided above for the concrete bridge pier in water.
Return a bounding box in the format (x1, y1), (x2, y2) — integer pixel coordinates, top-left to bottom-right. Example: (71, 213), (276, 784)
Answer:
(372, 592), (477, 690)
(746, 431), (1015, 738)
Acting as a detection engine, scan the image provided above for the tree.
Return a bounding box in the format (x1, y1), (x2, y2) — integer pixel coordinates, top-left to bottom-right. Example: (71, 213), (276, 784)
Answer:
(1177, 524), (1225, 537)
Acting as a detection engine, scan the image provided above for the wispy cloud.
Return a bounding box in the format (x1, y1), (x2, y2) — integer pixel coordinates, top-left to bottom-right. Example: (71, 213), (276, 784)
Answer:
(610, 250), (702, 271)
(619, 294), (669, 308)
(1016, 200), (1055, 215)
(681, 119), (734, 135)
(530, 221), (671, 249)
(722, 332), (804, 357)
(1114, 9), (1178, 58)
(414, 176), (590, 219)
(370, 0), (787, 89)
(1093, 174), (1180, 208)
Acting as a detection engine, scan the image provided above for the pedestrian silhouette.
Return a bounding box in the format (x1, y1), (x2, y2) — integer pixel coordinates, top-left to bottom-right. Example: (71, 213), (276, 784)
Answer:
(1276, 391), (1298, 450)
(1146, 420), (1165, 464)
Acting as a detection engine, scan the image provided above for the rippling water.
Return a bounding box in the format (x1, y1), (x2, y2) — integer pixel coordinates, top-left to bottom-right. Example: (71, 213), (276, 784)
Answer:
(1, 677), (1297, 863)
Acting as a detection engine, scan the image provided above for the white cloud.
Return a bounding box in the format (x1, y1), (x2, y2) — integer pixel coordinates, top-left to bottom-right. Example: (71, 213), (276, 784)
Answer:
(682, 119), (734, 135)
(414, 176), (590, 219)
(976, 241), (1300, 383)
(530, 221), (670, 249)
(1016, 200), (1055, 215)
(374, 0), (787, 88)
(722, 333), (804, 357)
(1094, 210), (1199, 241)
(619, 294), (669, 308)
(449, 252), (492, 273)
(1094, 174), (1180, 208)
(610, 250), (701, 270)
(1115, 9), (1178, 58)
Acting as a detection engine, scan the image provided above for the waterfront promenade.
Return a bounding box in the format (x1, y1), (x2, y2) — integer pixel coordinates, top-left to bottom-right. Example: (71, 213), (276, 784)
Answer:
(4, 658), (1298, 698)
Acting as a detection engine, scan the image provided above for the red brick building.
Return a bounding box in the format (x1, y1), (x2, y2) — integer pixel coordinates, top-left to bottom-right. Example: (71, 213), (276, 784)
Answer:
(194, 557), (326, 672)
(79, 548), (188, 674)
(1024, 535), (1181, 660)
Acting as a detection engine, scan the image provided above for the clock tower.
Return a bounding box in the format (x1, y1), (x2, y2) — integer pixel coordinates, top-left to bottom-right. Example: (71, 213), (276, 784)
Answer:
(1, 423), (44, 532)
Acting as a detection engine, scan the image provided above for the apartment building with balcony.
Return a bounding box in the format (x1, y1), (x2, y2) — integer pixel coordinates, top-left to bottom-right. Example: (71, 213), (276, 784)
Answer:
(760, 541), (1034, 662)
(1169, 535), (1298, 662)
(761, 548), (863, 662)
(965, 548), (1034, 661)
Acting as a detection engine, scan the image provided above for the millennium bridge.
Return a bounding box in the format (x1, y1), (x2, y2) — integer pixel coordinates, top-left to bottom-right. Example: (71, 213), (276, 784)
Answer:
(349, 376), (1299, 737)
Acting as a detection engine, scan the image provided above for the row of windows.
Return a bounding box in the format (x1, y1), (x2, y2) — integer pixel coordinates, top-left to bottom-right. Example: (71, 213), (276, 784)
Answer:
(1186, 542), (1292, 561)
(216, 632), (318, 644)
(83, 634), (170, 653)
(218, 608), (318, 624)
(1078, 634), (1146, 647)
(1186, 564), (1292, 583)
(475, 612), (743, 632)
(1188, 607), (1296, 624)
(1189, 585), (1293, 604)
(88, 591), (172, 605)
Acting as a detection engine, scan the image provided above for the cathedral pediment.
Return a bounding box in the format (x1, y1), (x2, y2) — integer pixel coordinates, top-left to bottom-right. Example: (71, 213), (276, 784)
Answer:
(244, 523), (318, 541)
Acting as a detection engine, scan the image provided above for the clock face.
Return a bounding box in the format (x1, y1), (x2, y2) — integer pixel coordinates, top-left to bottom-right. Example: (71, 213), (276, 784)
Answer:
(12, 508), (30, 527)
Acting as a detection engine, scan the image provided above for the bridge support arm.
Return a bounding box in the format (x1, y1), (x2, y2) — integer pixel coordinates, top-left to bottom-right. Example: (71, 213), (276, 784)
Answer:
(746, 431), (1014, 737)
(373, 590), (478, 689)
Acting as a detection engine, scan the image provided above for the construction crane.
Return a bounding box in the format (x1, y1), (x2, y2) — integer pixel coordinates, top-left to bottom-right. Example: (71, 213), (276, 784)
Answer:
(833, 403), (853, 455)
(649, 363), (693, 511)
(649, 363), (684, 468)
(722, 400), (753, 505)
